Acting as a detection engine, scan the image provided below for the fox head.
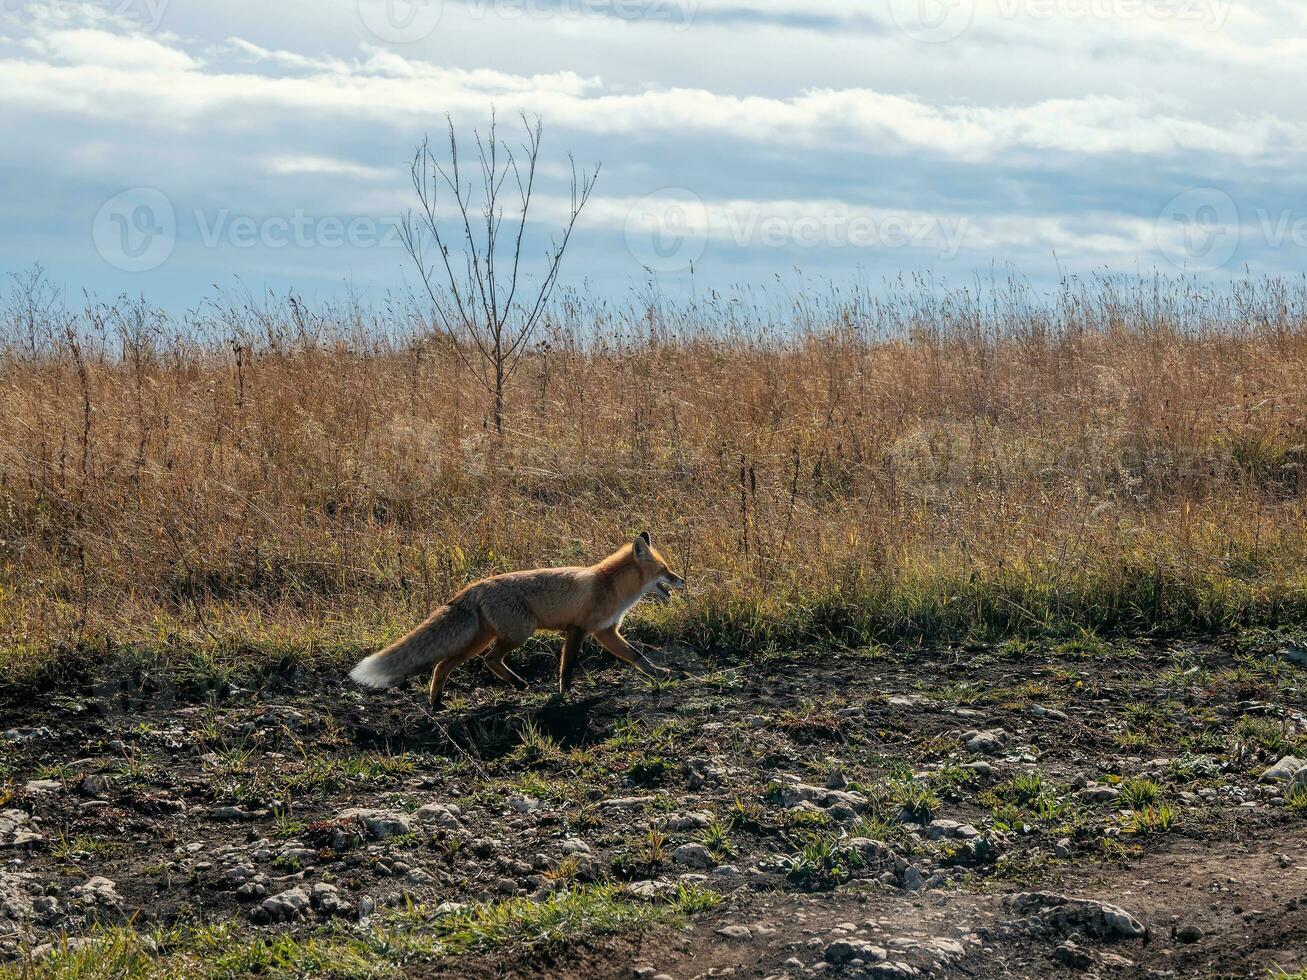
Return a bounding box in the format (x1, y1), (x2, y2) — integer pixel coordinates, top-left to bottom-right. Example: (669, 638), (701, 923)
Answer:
(631, 530), (686, 600)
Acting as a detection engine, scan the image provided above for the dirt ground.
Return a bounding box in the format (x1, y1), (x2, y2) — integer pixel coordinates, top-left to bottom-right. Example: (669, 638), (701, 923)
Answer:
(0, 633), (1304, 978)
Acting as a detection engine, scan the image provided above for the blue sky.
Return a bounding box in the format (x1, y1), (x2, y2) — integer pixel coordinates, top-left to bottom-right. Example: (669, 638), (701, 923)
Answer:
(1, 0), (1305, 309)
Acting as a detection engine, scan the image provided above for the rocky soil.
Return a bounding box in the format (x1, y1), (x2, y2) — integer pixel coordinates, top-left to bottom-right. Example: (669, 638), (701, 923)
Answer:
(0, 633), (1305, 977)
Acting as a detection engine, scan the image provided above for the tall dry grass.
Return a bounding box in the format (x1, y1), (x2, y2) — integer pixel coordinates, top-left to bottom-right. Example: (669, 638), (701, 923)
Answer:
(4, 268), (1307, 670)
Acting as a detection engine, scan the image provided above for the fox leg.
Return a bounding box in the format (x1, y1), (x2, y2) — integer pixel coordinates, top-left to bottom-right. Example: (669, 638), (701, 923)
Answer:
(482, 639), (529, 691)
(429, 629), (494, 709)
(558, 627), (586, 694)
(593, 627), (670, 679)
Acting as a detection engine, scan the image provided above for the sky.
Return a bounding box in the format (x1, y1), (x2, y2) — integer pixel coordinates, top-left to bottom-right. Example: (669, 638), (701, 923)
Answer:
(1, 0), (1305, 310)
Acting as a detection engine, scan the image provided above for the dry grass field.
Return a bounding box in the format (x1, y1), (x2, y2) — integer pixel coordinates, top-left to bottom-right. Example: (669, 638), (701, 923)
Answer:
(4, 271), (1307, 671)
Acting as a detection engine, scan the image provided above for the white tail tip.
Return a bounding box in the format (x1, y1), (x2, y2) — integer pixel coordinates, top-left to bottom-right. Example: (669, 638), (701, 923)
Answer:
(349, 654), (395, 689)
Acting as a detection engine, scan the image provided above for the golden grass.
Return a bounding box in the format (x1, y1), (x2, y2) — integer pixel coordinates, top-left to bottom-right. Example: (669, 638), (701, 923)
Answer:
(4, 270), (1307, 670)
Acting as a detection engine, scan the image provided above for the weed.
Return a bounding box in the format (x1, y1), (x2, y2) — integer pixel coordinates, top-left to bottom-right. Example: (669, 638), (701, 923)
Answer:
(1125, 804), (1179, 834)
(1119, 777), (1162, 809)
(892, 782), (941, 822)
(779, 835), (864, 889)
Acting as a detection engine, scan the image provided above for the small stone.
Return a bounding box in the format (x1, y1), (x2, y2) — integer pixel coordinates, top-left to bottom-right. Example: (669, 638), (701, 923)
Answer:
(717, 924), (751, 940)
(672, 843), (714, 869)
(1053, 941), (1094, 969)
(1175, 924), (1204, 943)
(962, 729), (1007, 754)
(824, 939), (857, 964)
(336, 808), (413, 839)
(1261, 756), (1305, 783)
(413, 802), (463, 828)
(260, 886), (310, 922)
(662, 810), (713, 831)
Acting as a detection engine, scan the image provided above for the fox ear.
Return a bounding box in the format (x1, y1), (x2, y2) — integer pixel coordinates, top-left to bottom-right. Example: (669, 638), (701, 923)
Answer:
(638, 530), (652, 545)
(633, 533), (651, 559)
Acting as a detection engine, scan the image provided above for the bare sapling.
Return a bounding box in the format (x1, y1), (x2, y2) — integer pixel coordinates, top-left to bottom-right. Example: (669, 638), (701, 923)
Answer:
(400, 113), (599, 434)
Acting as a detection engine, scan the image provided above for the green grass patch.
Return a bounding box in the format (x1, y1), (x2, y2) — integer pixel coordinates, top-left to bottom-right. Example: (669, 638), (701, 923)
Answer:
(8, 884), (719, 979)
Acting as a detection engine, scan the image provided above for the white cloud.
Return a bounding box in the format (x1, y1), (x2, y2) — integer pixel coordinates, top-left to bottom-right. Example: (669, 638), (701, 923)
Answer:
(23, 26), (198, 70)
(2, 22), (1301, 163)
(263, 154), (391, 180)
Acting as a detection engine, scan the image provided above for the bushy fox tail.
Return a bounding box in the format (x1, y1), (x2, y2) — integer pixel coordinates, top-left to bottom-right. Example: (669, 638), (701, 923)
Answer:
(349, 601), (480, 689)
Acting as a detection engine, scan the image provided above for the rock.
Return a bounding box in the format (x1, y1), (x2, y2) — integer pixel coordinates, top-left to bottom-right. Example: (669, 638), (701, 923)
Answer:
(337, 808), (413, 839)
(826, 769), (848, 789)
(1054, 838), (1071, 859)
(1, 727), (53, 744)
(1053, 941), (1095, 968)
(1030, 703), (1070, 721)
(824, 939), (858, 965)
(672, 843), (713, 869)
(827, 804), (859, 824)
(506, 795), (545, 813)
(1261, 756), (1305, 783)
(683, 758), (726, 789)
(310, 882), (351, 916)
(71, 876), (121, 912)
(626, 879), (677, 901)
(901, 865), (925, 891)
(716, 924), (751, 940)
(561, 838), (592, 856)
(1077, 785), (1121, 803)
(1174, 924), (1204, 943)
(662, 810), (713, 831)
(1006, 892), (1146, 939)
(209, 805), (258, 821)
(261, 886), (310, 922)
(78, 774), (111, 797)
(962, 761), (994, 776)
(926, 819), (979, 841)
(1291, 769), (1307, 793)
(413, 802), (462, 828)
(962, 729), (1008, 754)
(1280, 643), (1307, 666)
(23, 780), (62, 795)
(867, 961), (915, 978)
(0, 809), (42, 849)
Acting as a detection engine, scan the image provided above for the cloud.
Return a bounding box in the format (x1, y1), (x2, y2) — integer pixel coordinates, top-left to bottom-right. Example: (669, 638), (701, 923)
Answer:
(263, 154), (392, 180)
(2, 21), (1301, 165)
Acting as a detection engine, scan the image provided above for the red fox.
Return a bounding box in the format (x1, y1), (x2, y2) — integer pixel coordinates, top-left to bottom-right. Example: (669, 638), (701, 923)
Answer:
(349, 532), (686, 707)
